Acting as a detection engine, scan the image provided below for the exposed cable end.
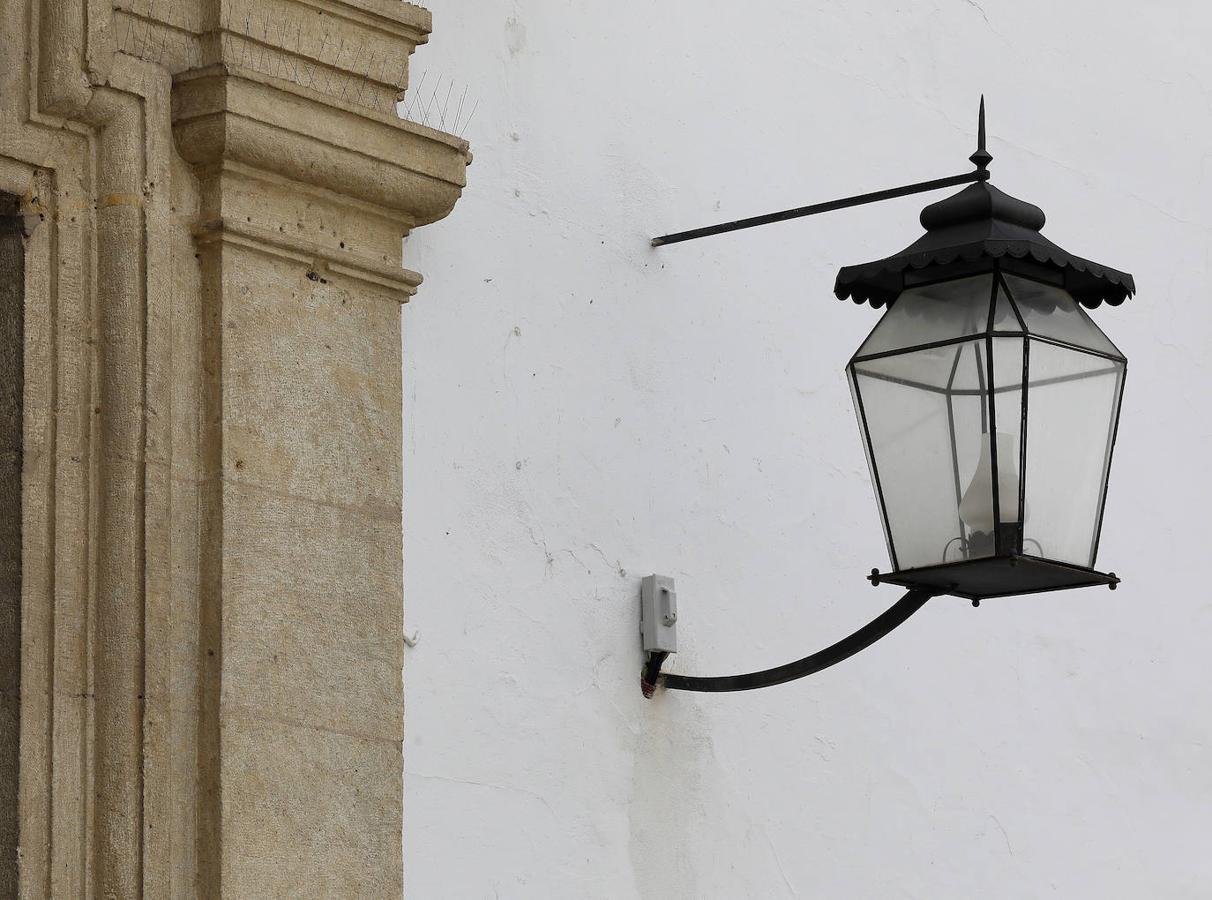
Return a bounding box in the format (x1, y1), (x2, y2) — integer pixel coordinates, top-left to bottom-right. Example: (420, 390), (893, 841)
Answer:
(641, 651), (669, 699)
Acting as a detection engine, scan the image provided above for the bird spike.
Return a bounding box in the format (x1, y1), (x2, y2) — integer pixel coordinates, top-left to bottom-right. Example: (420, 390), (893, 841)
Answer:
(970, 94), (993, 177)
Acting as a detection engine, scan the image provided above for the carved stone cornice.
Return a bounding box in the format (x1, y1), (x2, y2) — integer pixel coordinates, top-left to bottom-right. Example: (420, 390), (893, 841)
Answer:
(172, 65), (469, 228)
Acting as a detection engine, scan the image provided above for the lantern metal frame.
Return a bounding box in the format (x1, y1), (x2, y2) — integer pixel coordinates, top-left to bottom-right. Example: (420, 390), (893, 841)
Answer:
(640, 99), (1133, 697)
(850, 261), (1126, 602)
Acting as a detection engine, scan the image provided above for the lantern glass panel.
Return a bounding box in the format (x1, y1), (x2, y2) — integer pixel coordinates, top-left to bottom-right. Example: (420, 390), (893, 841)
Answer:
(848, 374), (893, 561)
(1022, 341), (1125, 567)
(856, 275), (994, 357)
(984, 335), (1026, 551)
(852, 338), (995, 570)
(991, 283), (1021, 330)
(1003, 274), (1122, 356)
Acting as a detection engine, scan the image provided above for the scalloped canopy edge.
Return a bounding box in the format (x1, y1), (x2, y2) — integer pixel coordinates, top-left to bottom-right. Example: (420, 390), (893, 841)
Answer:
(833, 182), (1136, 310)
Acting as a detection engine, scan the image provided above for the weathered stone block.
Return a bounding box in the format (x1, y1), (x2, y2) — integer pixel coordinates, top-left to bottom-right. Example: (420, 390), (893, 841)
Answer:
(220, 715), (403, 897)
(221, 480), (404, 742)
(220, 249), (405, 516)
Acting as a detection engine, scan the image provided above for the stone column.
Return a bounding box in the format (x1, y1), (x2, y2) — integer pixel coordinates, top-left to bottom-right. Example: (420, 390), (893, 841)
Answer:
(1, 0), (468, 895)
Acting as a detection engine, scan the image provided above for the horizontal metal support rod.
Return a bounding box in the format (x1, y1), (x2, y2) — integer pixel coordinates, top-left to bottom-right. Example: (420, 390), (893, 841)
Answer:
(658, 588), (936, 693)
(650, 170), (985, 247)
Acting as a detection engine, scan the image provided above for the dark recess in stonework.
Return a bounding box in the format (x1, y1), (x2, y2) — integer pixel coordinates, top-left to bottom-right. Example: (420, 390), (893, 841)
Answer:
(0, 193), (24, 897)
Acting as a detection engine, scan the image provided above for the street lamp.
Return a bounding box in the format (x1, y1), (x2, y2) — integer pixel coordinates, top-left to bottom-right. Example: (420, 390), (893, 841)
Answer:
(641, 99), (1132, 696)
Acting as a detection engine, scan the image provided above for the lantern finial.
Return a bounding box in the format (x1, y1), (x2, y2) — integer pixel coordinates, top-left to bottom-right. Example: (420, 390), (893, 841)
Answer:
(970, 95), (993, 177)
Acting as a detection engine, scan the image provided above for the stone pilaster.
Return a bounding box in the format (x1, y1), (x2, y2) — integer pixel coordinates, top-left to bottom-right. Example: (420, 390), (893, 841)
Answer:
(0, 0), (468, 894)
(173, 38), (467, 900)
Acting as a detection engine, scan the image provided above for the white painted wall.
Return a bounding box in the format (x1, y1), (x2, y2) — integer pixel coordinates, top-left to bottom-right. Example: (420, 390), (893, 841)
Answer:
(401, 3), (1212, 896)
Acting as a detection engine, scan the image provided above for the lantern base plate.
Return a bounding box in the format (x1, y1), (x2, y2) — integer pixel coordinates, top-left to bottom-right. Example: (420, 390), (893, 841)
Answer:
(873, 554), (1119, 600)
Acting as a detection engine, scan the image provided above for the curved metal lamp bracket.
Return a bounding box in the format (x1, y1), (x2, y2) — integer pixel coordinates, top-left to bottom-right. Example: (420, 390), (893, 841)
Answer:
(640, 584), (938, 698)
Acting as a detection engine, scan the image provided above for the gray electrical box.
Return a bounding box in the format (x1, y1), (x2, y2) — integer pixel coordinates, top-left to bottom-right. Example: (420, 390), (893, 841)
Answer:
(640, 574), (678, 653)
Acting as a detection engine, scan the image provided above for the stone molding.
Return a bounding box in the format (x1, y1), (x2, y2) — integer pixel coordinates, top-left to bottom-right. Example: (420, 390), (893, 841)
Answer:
(193, 216), (425, 299)
(109, 0), (434, 116)
(172, 65), (469, 227)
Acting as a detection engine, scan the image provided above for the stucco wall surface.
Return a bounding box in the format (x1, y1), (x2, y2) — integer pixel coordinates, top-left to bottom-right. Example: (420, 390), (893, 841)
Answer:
(403, 2), (1212, 897)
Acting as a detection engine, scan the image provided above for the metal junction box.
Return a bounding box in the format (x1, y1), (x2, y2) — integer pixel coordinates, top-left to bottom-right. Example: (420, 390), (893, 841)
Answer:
(640, 574), (678, 654)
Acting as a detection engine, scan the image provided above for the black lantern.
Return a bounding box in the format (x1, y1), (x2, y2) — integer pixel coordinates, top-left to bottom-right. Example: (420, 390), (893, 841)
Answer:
(641, 100), (1135, 697)
(836, 145), (1131, 601)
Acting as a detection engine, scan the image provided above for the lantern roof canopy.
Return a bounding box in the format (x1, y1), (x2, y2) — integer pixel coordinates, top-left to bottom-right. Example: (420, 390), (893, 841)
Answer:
(834, 179), (1136, 311)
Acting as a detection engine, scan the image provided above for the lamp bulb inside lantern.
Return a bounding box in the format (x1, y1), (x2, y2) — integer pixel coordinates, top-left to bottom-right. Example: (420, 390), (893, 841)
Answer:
(959, 432), (1023, 556)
